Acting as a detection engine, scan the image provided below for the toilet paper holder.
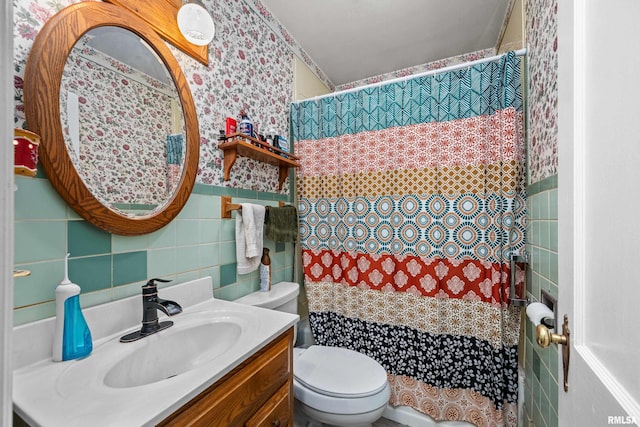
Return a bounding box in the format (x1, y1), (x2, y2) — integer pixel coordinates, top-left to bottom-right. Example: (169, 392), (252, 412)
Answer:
(532, 290), (567, 347)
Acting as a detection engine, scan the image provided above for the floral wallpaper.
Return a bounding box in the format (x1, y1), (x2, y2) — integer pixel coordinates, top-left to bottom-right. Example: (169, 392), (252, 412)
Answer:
(59, 37), (181, 209)
(13, 0), (547, 191)
(175, 0), (296, 192)
(14, 0), (296, 194)
(526, 0), (558, 183)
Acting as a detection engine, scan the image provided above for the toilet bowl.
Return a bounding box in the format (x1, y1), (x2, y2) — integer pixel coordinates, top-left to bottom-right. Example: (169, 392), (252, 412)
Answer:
(293, 346), (390, 426)
(234, 282), (391, 427)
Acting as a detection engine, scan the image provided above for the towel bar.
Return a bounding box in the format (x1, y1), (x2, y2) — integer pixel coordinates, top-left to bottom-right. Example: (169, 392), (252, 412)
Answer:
(221, 196), (285, 219)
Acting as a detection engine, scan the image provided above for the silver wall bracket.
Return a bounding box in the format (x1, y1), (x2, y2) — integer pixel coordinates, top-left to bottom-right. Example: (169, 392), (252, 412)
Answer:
(509, 251), (529, 306)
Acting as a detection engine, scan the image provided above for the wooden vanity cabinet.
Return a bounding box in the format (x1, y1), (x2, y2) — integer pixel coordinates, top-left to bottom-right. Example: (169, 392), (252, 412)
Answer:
(159, 328), (294, 427)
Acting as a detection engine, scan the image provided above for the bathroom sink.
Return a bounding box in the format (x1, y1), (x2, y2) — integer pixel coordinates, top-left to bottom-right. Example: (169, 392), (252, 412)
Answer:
(104, 320), (243, 388)
(14, 278), (299, 427)
(53, 309), (257, 397)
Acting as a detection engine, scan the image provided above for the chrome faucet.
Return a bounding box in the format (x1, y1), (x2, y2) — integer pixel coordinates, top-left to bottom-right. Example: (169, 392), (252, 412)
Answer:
(120, 278), (182, 343)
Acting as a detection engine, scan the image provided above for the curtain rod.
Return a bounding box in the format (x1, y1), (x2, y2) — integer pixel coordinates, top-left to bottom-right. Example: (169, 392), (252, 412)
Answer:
(295, 48), (527, 104)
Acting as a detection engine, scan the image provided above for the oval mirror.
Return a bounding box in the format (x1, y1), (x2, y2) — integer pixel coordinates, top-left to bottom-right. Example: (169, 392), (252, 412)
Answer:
(60, 27), (186, 218)
(24, 2), (199, 235)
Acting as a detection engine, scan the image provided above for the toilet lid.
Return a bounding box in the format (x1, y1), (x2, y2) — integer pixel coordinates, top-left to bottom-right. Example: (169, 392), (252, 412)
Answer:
(294, 345), (388, 398)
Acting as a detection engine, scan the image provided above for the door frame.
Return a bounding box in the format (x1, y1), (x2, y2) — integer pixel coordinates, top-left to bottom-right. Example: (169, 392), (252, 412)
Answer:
(1, 0), (14, 424)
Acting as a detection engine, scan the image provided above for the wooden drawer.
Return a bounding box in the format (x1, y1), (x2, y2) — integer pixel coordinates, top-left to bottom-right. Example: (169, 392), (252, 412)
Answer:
(159, 328), (293, 426)
(245, 382), (291, 427)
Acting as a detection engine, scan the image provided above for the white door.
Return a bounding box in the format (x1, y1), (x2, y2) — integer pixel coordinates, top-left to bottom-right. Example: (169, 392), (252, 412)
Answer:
(557, 1), (640, 425)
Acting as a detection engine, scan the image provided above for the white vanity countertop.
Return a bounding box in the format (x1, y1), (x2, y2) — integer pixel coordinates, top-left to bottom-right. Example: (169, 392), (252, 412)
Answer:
(12, 277), (299, 427)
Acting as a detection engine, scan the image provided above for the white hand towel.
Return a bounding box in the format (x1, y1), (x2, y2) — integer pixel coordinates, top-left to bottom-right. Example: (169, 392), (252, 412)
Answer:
(236, 203), (266, 275)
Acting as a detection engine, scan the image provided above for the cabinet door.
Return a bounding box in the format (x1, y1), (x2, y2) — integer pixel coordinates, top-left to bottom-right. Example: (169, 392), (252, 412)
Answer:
(159, 328), (293, 426)
(245, 383), (291, 427)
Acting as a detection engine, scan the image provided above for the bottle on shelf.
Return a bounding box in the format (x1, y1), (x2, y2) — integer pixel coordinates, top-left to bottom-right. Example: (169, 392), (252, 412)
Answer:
(238, 110), (254, 138)
(277, 135), (289, 157)
(266, 129), (275, 147)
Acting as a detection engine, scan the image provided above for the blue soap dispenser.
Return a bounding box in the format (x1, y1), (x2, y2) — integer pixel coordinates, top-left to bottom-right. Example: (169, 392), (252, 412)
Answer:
(52, 253), (93, 362)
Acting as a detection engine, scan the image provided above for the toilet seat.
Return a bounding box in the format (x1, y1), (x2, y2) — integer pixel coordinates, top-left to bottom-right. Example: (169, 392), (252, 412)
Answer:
(294, 345), (388, 398)
(293, 346), (391, 415)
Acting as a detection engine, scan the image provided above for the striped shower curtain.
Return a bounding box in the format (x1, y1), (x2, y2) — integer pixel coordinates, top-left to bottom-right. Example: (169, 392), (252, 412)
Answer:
(291, 52), (525, 427)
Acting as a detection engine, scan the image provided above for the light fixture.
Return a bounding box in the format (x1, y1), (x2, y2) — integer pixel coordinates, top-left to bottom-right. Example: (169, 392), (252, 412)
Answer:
(177, 1), (215, 46)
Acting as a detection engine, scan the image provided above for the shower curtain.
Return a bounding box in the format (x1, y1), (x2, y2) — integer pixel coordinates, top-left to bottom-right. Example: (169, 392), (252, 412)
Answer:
(291, 52), (525, 427)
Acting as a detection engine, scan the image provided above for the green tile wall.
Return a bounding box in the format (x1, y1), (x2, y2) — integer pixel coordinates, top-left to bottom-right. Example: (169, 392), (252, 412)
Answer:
(13, 176), (295, 325)
(219, 263), (237, 287)
(68, 221), (111, 256)
(524, 174), (559, 427)
(68, 255), (112, 293)
(113, 251), (147, 286)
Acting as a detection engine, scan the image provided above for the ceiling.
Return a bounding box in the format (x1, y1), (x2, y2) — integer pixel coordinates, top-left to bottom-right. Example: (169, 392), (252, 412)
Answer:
(260, 0), (513, 87)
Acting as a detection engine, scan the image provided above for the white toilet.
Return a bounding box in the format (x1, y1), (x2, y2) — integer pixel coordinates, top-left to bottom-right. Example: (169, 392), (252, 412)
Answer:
(234, 282), (391, 427)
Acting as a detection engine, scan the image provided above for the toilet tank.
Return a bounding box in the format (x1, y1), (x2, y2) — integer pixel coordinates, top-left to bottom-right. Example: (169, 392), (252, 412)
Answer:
(234, 282), (300, 314)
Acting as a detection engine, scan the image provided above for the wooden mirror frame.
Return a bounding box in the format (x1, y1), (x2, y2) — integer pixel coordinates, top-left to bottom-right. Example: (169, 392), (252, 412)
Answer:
(24, 2), (200, 236)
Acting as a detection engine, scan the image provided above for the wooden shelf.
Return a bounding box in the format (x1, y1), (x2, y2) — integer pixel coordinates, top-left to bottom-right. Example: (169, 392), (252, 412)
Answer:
(218, 133), (300, 190)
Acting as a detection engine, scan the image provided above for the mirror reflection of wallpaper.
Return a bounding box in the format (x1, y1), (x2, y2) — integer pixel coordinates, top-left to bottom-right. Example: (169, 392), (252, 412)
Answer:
(60, 40), (183, 210)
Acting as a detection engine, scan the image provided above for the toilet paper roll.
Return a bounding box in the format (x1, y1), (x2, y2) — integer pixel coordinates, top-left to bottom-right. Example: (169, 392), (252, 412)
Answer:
(526, 302), (554, 326)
